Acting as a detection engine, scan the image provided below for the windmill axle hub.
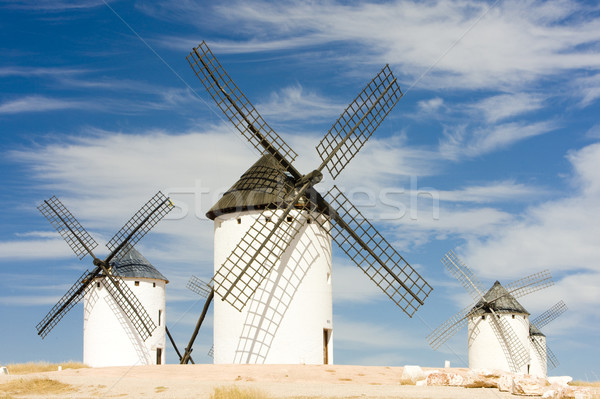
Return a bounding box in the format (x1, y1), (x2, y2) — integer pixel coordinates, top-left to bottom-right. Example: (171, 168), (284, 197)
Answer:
(297, 170), (323, 187)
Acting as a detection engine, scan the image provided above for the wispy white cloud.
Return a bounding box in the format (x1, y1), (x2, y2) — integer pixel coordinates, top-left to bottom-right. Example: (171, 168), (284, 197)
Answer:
(0, 95), (98, 114)
(14, 231), (60, 238)
(585, 124), (600, 139)
(573, 73), (600, 108)
(149, 0), (600, 93)
(437, 180), (544, 203)
(471, 93), (546, 123)
(257, 84), (345, 122)
(0, 295), (66, 306)
(439, 120), (558, 160)
(0, 238), (73, 259)
(417, 97), (444, 114)
(1, 0), (112, 11)
(0, 66), (87, 77)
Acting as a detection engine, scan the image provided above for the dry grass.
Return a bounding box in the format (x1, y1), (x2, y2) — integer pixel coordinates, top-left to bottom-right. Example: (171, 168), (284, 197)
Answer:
(210, 385), (270, 399)
(0, 377), (75, 397)
(5, 361), (87, 374)
(570, 380), (600, 387)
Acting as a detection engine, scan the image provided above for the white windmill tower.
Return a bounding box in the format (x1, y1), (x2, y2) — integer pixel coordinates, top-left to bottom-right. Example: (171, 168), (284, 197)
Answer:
(466, 280), (531, 373)
(427, 250), (554, 374)
(84, 246), (168, 367)
(183, 41), (433, 365)
(36, 192), (173, 367)
(528, 300), (567, 377)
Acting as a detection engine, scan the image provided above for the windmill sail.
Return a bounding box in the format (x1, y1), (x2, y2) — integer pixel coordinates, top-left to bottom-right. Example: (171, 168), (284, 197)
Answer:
(323, 186), (432, 316)
(106, 191), (173, 262)
(36, 269), (98, 338)
(38, 196), (98, 260)
(316, 65), (402, 179)
(187, 41), (298, 173)
(37, 192), (173, 341)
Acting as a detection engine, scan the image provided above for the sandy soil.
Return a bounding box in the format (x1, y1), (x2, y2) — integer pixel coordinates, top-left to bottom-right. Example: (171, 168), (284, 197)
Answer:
(0, 364), (535, 398)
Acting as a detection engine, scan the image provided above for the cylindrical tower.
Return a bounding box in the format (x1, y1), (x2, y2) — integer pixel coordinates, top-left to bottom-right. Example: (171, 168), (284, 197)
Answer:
(528, 325), (547, 377)
(83, 248), (168, 367)
(467, 281), (530, 374)
(208, 155), (333, 364)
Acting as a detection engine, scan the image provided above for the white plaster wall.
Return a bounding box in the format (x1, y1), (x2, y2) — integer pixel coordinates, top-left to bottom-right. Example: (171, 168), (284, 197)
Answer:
(213, 209), (333, 364)
(83, 278), (166, 367)
(468, 313), (530, 373)
(528, 335), (547, 377)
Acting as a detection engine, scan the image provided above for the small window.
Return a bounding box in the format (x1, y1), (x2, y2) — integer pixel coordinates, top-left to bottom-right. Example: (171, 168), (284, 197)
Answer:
(158, 309), (162, 326)
(481, 315), (485, 320)
(237, 218), (241, 224)
(134, 281), (140, 287)
(512, 315), (515, 319)
(97, 282), (101, 288)
(153, 282), (156, 288)
(307, 218), (312, 224)
(286, 216), (293, 222)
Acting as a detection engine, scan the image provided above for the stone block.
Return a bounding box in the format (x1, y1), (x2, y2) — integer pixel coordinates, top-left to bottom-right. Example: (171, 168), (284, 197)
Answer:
(400, 365), (425, 385)
(426, 372), (465, 386)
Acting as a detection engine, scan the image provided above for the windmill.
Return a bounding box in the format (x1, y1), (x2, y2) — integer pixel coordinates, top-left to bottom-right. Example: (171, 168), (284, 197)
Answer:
(528, 300), (567, 377)
(427, 250), (554, 374)
(188, 41), (433, 364)
(37, 192), (173, 366)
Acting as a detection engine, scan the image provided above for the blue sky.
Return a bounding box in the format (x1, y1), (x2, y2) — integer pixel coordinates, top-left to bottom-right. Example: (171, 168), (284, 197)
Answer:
(1, 0), (599, 380)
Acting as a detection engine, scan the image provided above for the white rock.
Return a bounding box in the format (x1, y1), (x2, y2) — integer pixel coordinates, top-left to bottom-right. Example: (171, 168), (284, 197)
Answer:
(415, 379), (427, 386)
(464, 369), (501, 389)
(497, 374), (514, 392)
(0, 367), (8, 376)
(542, 389), (557, 398)
(400, 365), (425, 385)
(548, 376), (573, 387)
(510, 375), (549, 396)
(426, 372), (465, 386)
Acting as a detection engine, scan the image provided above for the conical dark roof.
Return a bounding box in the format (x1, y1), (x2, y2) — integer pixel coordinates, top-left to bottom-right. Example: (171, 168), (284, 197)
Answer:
(109, 246), (168, 282)
(529, 323), (545, 337)
(468, 281), (529, 317)
(206, 155), (297, 220)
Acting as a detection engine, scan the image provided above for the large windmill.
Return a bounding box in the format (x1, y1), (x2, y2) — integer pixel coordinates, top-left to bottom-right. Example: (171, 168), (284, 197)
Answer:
(427, 250), (554, 374)
(528, 300), (567, 377)
(188, 41), (433, 364)
(37, 192), (173, 366)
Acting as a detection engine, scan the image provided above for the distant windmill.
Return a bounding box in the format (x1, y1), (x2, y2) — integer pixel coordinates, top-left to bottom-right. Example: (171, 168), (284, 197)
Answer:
(528, 300), (567, 377)
(427, 250), (554, 374)
(188, 41), (433, 364)
(37, 192), (173, 366)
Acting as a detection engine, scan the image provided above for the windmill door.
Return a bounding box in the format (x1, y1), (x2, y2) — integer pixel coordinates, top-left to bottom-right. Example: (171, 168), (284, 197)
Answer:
(323, 329), (331, 364)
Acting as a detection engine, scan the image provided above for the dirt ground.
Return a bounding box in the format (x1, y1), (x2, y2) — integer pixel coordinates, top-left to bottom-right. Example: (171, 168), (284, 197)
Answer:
(0, 364), (539, 398)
